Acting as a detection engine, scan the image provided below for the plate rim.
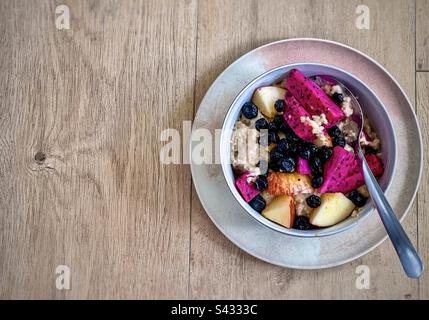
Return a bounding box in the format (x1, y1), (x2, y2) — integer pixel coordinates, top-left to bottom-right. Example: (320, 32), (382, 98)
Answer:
(190, 37), (423, 269)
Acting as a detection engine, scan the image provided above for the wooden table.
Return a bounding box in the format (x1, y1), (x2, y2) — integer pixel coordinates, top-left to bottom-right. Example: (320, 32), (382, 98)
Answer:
(0, 0), (427, 299)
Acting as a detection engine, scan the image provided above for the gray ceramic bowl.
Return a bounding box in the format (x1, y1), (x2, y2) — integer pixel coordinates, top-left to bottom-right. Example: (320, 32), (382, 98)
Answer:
(220, 63), (397, 237)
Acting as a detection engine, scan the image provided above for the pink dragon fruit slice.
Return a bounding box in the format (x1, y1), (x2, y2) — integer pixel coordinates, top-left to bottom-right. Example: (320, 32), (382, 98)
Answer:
(283, 92), (317, 142)
(318, 146), (355, 193)
(297, 157), (311, 175)
(319, 150), (385, 193)
(235, 172), (259, 202)
(285, 69), (345, 127)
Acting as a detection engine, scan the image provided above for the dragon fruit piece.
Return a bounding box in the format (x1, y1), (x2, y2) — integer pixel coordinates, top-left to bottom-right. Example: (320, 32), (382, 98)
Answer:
(297, 157), (311, 175)
(285, 69), (345, 127)
(283, 92), (317, 142)
(365, 154), (384, 177)
(318, 146), (356, 193)
(235, 172), (260, 202)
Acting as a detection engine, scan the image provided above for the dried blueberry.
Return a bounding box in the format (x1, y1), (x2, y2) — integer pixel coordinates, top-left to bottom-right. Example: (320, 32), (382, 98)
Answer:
(309, 157), (323, 176)
(274, 99), (285, 113)
(298, 144), (312, 160)
(348, 190), (368, 207)
(277, 138), (290, 154)
(249, 195), (266, 212)
(318, 146), (333, 162)
(254, 175), (268, 191)
(328, 126), (342, 138)
(333, 136), (346, 148)
(294, 216), (312, 230)
(268, 122), (278, 132)
(306, 195), (321, 208)
(268, 131), (279, 144)
(255, 118), (269, 131)
(269, 148), (284, 162)
(241, 102), (258, 119)
(273, 114), (284, 127)
(332, 92), (344, 104)
(311, 175), (324, 188)
(277, 157), (296, 173)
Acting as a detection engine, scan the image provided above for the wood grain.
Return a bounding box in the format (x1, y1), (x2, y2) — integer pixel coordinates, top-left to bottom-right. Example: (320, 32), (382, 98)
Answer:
(417, 72), (429, 299)
(417, 0), (429, 70)
(191, 0), (418, 299)
(0, 0), (197, 299)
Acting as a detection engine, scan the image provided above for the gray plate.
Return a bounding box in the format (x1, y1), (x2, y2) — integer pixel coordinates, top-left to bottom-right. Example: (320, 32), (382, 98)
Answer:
(190, 38), (423, 269)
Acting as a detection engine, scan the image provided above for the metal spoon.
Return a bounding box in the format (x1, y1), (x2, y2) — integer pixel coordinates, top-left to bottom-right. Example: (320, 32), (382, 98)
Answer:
(314, 75), (423, 278)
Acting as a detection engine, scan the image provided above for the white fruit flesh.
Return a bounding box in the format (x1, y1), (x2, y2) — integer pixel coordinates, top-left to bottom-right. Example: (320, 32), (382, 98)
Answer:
(310, 193), (355, 227)
(252, 86), (286, 118)
(262, 195), (295, 228)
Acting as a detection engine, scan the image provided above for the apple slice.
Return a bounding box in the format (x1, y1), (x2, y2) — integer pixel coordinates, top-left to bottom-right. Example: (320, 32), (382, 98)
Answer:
(309, 193), (355, 227)
(262, 195), (295, 228)
(252, 86), (286, 118)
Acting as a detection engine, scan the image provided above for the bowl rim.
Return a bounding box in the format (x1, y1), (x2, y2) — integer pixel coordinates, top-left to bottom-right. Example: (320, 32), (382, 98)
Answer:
(220, 62), (398, 237)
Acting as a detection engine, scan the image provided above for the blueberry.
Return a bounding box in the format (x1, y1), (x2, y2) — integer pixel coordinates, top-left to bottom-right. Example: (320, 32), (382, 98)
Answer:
(249, 195), (266, 212)
(333, 136), (346, 148)
(348, 190), (367, 207)
(268, 131), (279, 144)
(311, 175), (324, 188)
(241, 102), (258, 119)
(309, 157), (323, 176)
(268, 159), (279, 172)
(288, 141), (299, 155)
(268, 122), (278, 132)
(270, 147), (284, 161)
(294, 216), (312, 230)
(298, 144), (312, 160)
(279, 122), (292, 134)
(306, 195), (321, 208)
(332, 92), (344, 104)
(277, 157), (296, 173)
(277, 139), (290, 154)
(274, 99), (285, 112)
(273, 114), (284, 127)
(318, 146), (333, 162)
(254, 175), (268, 191)
(255, 118), (269, 131)
(328, 126), (342, 138)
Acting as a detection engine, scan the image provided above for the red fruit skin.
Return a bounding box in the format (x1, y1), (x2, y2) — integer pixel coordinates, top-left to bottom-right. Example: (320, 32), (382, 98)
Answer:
(283, 92), (317, 142)
(365, 154), (384, 177)
(285, 69), (345, 127)
(235, 172), (260, 202)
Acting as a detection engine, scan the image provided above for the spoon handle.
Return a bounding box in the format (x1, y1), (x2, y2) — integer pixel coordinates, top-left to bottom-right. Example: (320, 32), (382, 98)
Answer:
(359, 151), (423, 278)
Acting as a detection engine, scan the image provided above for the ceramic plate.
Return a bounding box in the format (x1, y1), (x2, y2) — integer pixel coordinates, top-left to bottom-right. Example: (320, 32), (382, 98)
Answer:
(190, 38), (422, 269)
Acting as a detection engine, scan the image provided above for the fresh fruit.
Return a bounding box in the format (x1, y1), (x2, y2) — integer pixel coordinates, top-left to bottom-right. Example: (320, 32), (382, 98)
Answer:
(262, 195), (295, 228)
(255, 118), (269, 131)
(276, 138), (290, 154)
(277, 157), (296, 173)
(241, 102), (258, 119)
(235, 172), (260, 202)
(283, 93), (318, 142)
(317, 146), (333, 162)
(255, 175), (268, 191)
(365, 154), (384, 177)
(309, 157), (323, 176)
(285, 69), (345, 126)
(252, 86), (287, 118)
(267, 172), (313, 196)
(327, 126), (342, 138)
(249, 194), (266, 212)
(332, 92), (344, 104)
(311, 175), (324, 188)
(333, 136), (346, 148)
(318, 146), (355, 193)
(309, 193), (355, 227)
(268, 131), (279, 144)
(348, 190), (368, 207)
(297, 157), (311, 175)
(306, 195), (322, 208)
(274, 99), (285, 112)
(293, 216), (312, 230)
